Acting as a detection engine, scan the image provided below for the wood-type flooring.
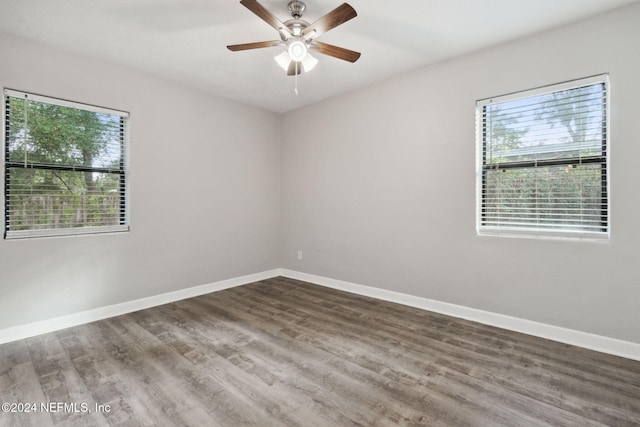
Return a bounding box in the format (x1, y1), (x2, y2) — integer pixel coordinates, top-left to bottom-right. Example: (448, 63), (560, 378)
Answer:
(1, 276), (639, 426)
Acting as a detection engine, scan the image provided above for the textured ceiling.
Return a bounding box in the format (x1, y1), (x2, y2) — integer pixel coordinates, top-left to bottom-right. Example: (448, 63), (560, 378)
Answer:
(1, 0), (638, 112)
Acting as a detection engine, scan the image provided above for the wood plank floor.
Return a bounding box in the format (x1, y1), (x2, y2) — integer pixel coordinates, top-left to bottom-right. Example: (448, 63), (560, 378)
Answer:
(1, 276), (639, 426)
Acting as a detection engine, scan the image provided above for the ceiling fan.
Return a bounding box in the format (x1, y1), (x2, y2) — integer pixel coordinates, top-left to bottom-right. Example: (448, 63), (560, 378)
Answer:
(227, 0), (360, 76)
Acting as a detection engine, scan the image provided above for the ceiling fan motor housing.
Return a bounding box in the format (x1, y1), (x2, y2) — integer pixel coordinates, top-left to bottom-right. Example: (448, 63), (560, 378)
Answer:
(283, 19), (309, 38)
(288, 0), (306, 19)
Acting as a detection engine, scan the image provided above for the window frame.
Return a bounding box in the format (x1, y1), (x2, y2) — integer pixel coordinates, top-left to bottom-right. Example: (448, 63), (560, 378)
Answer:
(475, 74), (610, 240)
(3, 89), (130, 239)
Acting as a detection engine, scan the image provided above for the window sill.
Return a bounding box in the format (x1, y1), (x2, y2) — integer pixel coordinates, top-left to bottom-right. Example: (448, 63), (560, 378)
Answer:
(477, 227), (610, 243)
(5, 225), (129, 240)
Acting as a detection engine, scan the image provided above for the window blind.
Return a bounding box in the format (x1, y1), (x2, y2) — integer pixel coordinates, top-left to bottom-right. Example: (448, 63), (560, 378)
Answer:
(477, 75), (609, 239)
(3, 89), (130, 239)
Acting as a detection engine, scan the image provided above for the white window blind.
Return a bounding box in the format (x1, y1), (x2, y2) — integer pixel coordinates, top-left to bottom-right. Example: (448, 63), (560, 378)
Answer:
(476, 75), (609, 239)
(3, 89), (130, 239)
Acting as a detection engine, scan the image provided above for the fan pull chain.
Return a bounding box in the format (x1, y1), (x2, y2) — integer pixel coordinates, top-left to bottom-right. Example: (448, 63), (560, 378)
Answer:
(294, 62), (299, 96)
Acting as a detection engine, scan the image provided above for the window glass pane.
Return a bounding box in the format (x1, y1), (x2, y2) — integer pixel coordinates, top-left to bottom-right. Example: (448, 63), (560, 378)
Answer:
(483, 164), (605, 232)
(485, 84), (605, 164)
(6, 97), (123, 169)
(6, 168), (124, 231)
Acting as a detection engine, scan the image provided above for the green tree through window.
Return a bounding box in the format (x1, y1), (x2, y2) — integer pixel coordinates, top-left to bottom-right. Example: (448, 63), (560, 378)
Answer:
(4, 90), (129, 238)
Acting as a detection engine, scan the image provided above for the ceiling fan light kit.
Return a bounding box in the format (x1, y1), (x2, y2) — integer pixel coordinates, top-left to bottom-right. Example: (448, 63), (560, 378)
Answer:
(227, 0), (360, 81)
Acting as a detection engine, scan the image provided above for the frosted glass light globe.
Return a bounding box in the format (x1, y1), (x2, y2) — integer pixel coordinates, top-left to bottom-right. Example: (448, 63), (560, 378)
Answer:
(288, 40), (307, 62)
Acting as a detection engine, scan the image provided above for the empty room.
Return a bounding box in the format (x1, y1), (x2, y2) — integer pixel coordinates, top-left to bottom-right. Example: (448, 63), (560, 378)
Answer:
(1, 0), (639, 425)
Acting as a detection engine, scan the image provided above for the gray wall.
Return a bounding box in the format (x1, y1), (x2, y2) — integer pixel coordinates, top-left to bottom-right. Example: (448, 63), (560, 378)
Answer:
(0, 33), (281, 330)
(280, 4), (640, 344)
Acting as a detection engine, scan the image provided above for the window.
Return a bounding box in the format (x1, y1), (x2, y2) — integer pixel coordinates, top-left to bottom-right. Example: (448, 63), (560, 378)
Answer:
(476, 75), (609, 239)
(3, 89), (129, 239)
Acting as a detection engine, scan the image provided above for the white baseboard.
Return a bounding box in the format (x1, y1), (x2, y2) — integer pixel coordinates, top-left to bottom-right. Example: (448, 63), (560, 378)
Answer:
(0, 269), (280, 345)
(279, 269), (640, 362)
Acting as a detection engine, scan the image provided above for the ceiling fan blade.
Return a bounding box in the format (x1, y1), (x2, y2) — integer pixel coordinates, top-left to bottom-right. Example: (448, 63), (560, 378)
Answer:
(240, 0), (291, 38)
(227, 40), (281, 51)
(310, 41), (361, 63)
(302, 3), (357, 38)
(287, 61), (302, 76)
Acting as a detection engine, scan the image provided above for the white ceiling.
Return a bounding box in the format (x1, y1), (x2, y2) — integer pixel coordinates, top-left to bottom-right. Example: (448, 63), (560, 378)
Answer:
(1, 0), (638, 113)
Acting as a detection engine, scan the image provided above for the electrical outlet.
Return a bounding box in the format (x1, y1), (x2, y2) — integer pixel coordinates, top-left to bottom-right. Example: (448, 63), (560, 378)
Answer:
(297, 250), (303, 261)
